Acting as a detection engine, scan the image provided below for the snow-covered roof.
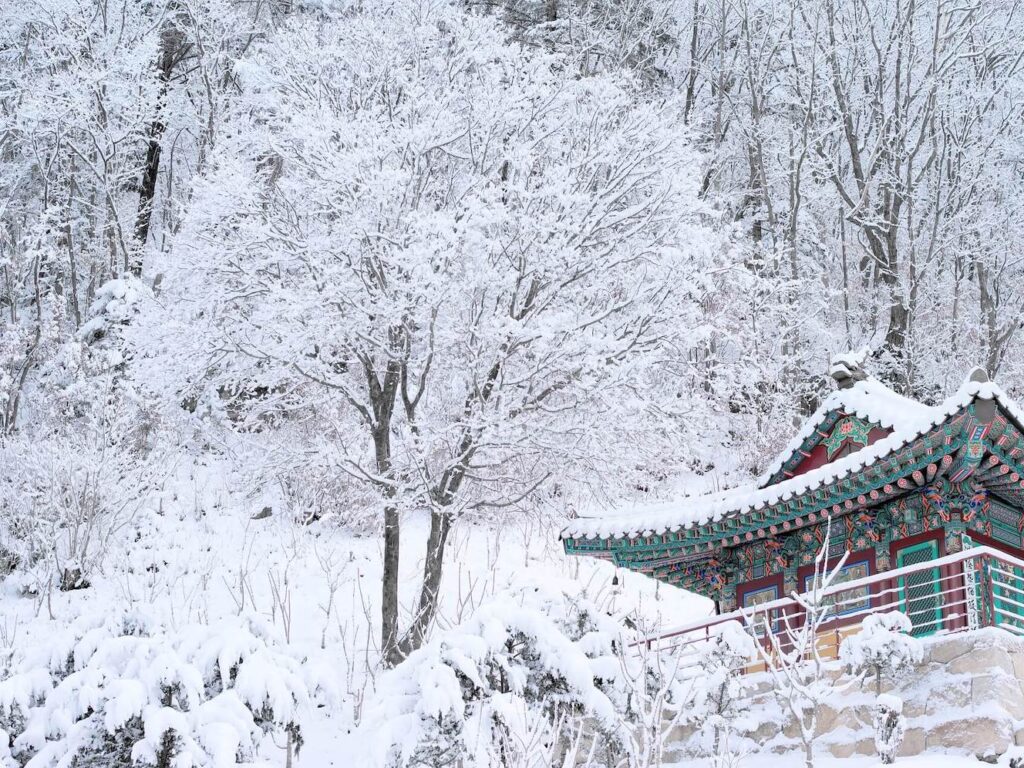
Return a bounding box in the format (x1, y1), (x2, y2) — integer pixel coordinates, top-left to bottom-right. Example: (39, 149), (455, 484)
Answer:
(756, 376), (932, 486)
(562, 375), (1022, 543)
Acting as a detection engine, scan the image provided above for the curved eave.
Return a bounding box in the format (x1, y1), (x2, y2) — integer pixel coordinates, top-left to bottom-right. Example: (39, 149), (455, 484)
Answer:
(565, 390), (1024, 575)
(563, 410), (969, 550)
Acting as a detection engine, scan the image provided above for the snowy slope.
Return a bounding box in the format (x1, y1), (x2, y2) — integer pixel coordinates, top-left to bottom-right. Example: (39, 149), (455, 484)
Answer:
(0, 452), (710, 766)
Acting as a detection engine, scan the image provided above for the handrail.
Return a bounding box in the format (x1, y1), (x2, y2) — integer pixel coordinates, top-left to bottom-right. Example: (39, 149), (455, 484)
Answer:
(638, 544), (1024, 649)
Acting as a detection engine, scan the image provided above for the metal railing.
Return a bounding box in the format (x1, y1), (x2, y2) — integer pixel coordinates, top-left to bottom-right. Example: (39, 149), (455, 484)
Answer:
(637, 545), (1024, 672)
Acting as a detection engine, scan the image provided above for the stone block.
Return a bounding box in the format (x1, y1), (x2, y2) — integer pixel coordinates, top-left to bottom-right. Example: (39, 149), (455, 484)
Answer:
(853, 737), (875, 756)
(748, 720), (781, 743)
(925, 717), (1011, 755)
(902, 698), (926, 719)
(974, 674), (1024, 720)
(948, 645), (1014, 676)
(849, 706), (874, 732)
(662, 722), (696, 746)
(815, 703), (841, 736)
(826, 731), (884, 759)
(928, 635), (975, 664)
(923, 677), (972, 714)
(828, 740), (858, 759)
(900, 728), (926, 756)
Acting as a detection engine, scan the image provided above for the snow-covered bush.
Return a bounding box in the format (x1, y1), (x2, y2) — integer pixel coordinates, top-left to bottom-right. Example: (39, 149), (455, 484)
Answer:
(0, 608), (322, 767)
(78, 277), (150, 351)
(360, 583), (641, 768)
(0, 433), (151, 593)
(0, 275), (163, 594)
(688, 621), (757, 766)
(75, 276), (161, 455)
(873, 693), (904, 765)
(839, 611), (923, 695)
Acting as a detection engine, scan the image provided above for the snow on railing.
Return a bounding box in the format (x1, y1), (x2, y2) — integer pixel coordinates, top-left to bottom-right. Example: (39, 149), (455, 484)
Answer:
(636, 545), (1024, 672)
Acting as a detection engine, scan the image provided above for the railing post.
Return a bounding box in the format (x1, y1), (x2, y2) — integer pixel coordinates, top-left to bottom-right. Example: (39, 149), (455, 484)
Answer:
(632, 548), (1024, 662)
(984, 554), (996, 628)
(964, 550), (980, 631)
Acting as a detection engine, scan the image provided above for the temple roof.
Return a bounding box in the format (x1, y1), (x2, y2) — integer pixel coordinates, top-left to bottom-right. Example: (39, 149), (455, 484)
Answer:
(562, 373), (1023, 544)
(756, 377), (932, 487)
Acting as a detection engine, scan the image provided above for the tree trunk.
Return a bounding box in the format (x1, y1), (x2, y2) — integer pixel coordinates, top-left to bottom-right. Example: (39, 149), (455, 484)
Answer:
(369, 353), (403, 666)
(395, 509), (453, 659)
(133, 24), (183, 275)
(374, 417), (401, 665)
(381, 504), (401, 665)
(978, 260), (1013, 377)
(683, 0), (702, 124)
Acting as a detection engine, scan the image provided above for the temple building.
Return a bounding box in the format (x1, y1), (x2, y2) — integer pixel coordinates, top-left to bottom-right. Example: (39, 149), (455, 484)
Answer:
(562, 357), (1024, 637)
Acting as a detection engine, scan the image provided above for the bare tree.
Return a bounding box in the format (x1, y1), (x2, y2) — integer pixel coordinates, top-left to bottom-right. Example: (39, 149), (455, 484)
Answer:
(747, 518), (849, 768)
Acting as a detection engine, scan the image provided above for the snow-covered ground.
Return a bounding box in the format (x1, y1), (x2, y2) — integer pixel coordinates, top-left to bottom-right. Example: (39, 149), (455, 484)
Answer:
(2, 452), (713, 766)
(4, 0), (1024, 762)
(5, 450), (1015, 766)
(739, 755), (1022, 768)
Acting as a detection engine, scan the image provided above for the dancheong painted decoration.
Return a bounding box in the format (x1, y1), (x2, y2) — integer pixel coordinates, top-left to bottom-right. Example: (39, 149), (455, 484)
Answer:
(561, 354), (1024, 636)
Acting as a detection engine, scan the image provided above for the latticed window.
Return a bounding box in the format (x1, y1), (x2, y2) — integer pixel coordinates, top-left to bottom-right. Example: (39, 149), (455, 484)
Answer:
(896, 542), (942, 637)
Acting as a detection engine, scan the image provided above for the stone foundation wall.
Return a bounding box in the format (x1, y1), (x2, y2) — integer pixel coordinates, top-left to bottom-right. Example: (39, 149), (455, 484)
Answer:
(665, 627), (1024, 762)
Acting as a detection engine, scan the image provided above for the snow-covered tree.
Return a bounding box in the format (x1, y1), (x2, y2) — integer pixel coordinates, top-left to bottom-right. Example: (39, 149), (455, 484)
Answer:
(839, 611), (923, 696)
(156, 0), (713, 665)
(677, 0), (1024, 396)
(872, 693), (905, 765)
(748, 517), (850, 768)
(840, 611), (923, 765)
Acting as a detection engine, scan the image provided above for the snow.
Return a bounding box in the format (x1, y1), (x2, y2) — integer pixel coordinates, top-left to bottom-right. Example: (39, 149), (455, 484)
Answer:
(563, 375), (1017, 541)
(839, 612), (923, 683)
(731, 754), (1017, 768)
(830, 348), (871, 372)
(0, 590), (321, 766)
(875, 693), (902, 714)
(77, 277), (151, 345)
(0, 449), (707, 767)
(3, 0), (1024, 762)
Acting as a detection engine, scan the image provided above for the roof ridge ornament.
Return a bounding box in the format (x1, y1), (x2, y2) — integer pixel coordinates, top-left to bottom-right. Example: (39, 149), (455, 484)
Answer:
(829, 348), (871, 390)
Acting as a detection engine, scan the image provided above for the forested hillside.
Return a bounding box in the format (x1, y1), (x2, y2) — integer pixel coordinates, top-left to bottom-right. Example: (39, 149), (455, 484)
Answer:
(1, 0), (1023, 765)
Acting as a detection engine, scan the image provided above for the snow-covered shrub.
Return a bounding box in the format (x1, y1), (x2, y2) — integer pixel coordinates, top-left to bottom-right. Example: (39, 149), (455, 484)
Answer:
(0, 272), (162, 595)
(0, 433), (151, 592)
(873, 693), (904, 764)
(360, 583), (640, 768)
(0, 608), (321, 767)
(76, 276), (162, 455)
(688, 621), (757, 765)
(78, 277), (150, 351)
(839, 611), (923, 695)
